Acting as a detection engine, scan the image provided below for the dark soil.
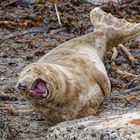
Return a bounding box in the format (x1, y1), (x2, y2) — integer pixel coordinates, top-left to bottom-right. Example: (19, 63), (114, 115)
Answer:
(0, 0), (140, 139)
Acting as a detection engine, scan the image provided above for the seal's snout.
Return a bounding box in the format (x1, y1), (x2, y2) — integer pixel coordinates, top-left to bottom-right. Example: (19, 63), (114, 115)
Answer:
(16, 75), (35, 93)
(16, 82), (27, 91)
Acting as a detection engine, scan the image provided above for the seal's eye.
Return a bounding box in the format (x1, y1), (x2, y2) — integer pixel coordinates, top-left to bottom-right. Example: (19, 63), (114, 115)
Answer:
(30, 79), (48, 98)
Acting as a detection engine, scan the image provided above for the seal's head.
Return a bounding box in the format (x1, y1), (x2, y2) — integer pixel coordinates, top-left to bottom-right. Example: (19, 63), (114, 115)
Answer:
(16, 63), (56, 102)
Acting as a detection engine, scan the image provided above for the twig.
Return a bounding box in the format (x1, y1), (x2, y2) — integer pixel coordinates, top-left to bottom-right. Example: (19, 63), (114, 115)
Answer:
(125, 76), (140, 87)
(111, 47), (118, 60)
(114, 68), (137, 78)
(112, 87), (140, 97)
(105, 47), (118, 62)
(118, 44), (135, 65)
(54, 3), (62, 26)
(121, 85), (140, 94)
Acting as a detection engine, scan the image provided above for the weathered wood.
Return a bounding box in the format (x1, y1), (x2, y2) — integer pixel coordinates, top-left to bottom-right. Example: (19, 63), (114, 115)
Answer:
(46, 111), (140, 140)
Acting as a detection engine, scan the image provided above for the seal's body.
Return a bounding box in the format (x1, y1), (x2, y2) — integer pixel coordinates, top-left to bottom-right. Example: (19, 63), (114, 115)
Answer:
(17, 8), (140, 124)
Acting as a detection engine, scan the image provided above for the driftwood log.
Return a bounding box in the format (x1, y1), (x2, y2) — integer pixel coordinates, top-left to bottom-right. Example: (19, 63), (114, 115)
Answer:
(46, 111), (140, 140)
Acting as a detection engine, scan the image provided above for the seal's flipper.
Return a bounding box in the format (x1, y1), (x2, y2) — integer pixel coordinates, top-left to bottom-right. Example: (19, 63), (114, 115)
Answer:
(90, 7), (140, 48)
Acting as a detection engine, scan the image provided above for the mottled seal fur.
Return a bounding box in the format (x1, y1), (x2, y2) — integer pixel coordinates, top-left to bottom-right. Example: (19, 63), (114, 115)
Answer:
(16, 8), (140, 125)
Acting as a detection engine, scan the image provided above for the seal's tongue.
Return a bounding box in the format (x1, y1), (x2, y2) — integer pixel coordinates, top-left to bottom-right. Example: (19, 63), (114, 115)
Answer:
(30, 79), (47, 98)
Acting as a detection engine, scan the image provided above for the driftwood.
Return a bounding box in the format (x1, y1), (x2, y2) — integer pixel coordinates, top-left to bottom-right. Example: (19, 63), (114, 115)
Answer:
(46, 111), (140, 140)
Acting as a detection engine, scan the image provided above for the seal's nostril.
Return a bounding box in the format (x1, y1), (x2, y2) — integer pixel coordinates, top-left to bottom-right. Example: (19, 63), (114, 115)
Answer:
(17, 82), (27, 90)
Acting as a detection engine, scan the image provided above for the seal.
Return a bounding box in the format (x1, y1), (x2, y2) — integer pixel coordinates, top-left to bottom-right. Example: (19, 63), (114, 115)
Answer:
(16, 8), (140, 124)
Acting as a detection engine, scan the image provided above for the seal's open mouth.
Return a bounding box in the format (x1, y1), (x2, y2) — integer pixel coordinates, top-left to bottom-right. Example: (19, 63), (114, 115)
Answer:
(30, 79), (48, 98)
